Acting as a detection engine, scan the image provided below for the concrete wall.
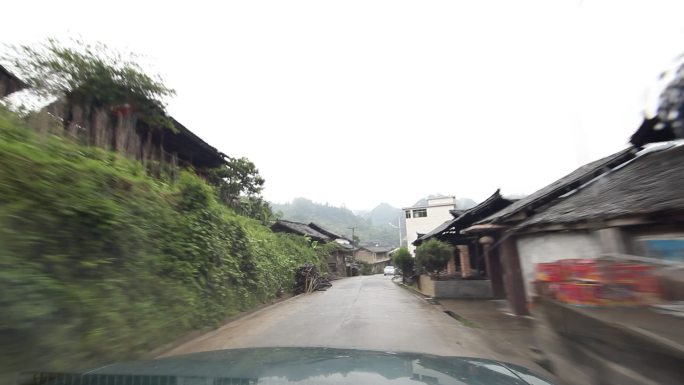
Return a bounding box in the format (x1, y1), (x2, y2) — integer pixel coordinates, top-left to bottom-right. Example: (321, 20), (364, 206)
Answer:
(516, 231), (602, 299)
(435, 280), (493, 299)
(428, 196), (456, 206)
(418, 275), (493, 298)
(418, 275), (436, 297)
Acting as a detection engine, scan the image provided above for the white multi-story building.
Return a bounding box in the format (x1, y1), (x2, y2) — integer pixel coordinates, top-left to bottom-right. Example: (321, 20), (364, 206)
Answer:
(403, 196), (457, 256)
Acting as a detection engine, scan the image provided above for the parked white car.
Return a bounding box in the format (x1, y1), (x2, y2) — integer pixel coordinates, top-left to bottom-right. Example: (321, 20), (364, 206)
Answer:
(383, 266), (396, 276)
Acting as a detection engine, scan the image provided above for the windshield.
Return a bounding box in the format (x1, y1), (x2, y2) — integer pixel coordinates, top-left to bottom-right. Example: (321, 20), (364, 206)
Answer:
(1, 2), (683, 385)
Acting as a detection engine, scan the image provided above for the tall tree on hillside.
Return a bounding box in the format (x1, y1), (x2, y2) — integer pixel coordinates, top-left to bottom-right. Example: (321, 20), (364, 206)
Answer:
(209, 157), (274, 223)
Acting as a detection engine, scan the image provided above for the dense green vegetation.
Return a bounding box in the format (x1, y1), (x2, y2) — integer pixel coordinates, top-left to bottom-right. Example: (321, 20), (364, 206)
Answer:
(0, 108), (330, 379)
(208, 156), (276, 223)
(415, 239), (453, 274)
(271, 198), (403, 246)
(392, 247), (414, 283)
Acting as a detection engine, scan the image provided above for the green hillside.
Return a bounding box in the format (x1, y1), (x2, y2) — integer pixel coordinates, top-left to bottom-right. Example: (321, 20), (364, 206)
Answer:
(272, 198), (401, 246)
(0, 108), (330, 380)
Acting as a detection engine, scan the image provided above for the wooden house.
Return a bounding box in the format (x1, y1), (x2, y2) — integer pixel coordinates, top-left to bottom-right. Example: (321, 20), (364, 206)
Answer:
(270, 219), (351, 276)
(0, 65), (26, 97)
(413, 190), (514, 298)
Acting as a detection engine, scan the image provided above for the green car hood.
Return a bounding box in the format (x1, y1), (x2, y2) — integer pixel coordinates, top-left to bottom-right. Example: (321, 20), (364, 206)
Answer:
(21, 347), (555, 385)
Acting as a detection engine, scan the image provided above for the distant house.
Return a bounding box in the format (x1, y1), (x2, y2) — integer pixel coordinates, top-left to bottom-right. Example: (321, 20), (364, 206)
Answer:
(270, 219), (352, 276)
(355, 245), (394, 274)
(0, 65), (26, 97)
(271, 219), (332, 243)
(403, 196), (457, 256)
(413, 190), (514, 298)
(308, 223), (353, 245)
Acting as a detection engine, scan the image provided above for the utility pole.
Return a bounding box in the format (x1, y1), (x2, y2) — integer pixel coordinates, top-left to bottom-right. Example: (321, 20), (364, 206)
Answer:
(388, 215), (402, 248)
(349, 227), (356, 262)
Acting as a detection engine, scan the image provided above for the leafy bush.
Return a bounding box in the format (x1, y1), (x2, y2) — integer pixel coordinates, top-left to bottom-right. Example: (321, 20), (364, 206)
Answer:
(415, 239), (453, 275)
(392, 247), (414, 283)
(0, 108), (328, 380)
(359, 262), (373, 275)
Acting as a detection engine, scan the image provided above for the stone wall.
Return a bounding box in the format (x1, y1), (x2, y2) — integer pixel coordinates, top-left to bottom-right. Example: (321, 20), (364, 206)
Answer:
(418, 275), (493, 298)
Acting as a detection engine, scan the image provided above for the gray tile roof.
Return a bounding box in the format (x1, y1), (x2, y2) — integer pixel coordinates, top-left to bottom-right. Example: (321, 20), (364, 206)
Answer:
(477, 147), (638, 225)
(415, 190), (514, 245)
(271, 220), (331, 242)
(360, 246), (395, 254)
(518, 144), (684, 229)
(308, 223), (350, 242)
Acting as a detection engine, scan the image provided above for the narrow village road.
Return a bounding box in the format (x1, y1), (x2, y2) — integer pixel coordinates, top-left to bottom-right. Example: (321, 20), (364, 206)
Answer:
(161, 275), (537, 368)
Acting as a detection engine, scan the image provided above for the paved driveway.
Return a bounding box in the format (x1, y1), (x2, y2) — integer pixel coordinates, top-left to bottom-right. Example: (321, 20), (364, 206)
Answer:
(162, 275), (540, 370)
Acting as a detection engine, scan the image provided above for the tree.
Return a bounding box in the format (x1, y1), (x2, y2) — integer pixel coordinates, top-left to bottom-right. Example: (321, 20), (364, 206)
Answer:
(215, 157), (266, 201)
(208, 157), (273, 223)
(415, 239), (453, 275)
(8, 38), (175, 128)
(235, 196), (276, 224)
(392, 247), (414, 283)
(359, 261), (373, 276)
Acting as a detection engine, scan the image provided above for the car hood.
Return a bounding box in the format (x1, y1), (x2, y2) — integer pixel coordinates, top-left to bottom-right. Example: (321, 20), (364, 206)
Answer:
(22, 347), (555, 385)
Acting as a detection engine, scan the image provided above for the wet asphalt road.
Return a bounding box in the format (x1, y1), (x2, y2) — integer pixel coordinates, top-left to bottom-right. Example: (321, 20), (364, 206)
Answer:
(162, 275), (526, 363)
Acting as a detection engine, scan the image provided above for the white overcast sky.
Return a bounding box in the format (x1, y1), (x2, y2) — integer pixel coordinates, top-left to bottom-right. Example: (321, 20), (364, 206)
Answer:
(3, 1), (684, 210)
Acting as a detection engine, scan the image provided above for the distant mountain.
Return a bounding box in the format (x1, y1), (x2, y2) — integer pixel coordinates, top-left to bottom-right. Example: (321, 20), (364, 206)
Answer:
(457, 197), (477, 209)
(270, 197), (478, 248)
(365, 203), (407, 247)
(365, 203), (402, 226)
(271, 198), (401, 247)
(352, 209), (370, 217)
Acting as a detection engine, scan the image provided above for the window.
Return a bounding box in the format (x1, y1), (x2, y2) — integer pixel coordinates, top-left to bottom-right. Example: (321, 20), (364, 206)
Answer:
(633, 237), (684, 263)
(413, 209), (427, 218)
(405, 210), (411, 219)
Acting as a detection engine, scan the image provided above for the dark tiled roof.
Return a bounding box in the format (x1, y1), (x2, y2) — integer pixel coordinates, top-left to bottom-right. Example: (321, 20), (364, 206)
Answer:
(0, 64), (27, 97)
(165, 117), (227, 168)
(415, 190), (513, 245)
(449, 209), (465, 218)
(360, 246), (395, 254)
(308, 223), (350, 242)
(518, 144), (684, 229)
(416, 219), (453, 244)
(271, 220), (331, 242)
(477, 148), (638, 225)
